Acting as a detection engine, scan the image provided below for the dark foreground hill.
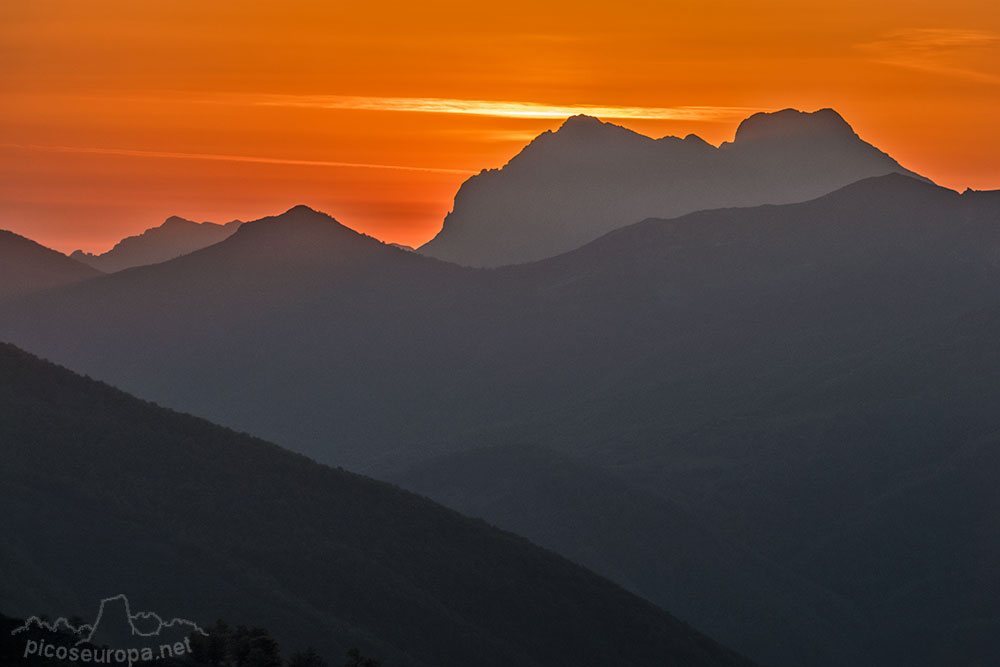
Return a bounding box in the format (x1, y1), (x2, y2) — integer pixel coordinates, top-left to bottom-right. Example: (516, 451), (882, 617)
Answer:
(71, 216), (241, 273)
(419, 108), (926, 266)
(5, 176), (1000, 665)
(393, 444), (872, 667)
(0, 343), (753, 667)
(0, 230), (102, 300)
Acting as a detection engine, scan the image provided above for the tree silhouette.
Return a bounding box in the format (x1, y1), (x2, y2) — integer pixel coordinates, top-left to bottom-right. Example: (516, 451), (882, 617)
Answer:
(288, 647), (328, 667)
(188, 619), (230, 665)
(344, 647), (381, 667)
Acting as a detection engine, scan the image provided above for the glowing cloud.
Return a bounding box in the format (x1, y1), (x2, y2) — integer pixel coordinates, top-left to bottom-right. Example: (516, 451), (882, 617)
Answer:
(247, 95), (760, 122)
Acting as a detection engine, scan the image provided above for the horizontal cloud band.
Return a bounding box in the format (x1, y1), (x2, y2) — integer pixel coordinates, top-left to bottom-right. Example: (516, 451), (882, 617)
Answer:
(248, 95), (759, 121)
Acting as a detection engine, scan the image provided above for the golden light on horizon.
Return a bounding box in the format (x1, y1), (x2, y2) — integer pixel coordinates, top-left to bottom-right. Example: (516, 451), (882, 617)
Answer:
(2, 0), (999, 254)
(247, 95), (763, 121)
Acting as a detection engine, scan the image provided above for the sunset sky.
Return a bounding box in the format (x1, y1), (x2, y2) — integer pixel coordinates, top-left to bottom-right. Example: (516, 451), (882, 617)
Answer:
(2, 0), (998, 254)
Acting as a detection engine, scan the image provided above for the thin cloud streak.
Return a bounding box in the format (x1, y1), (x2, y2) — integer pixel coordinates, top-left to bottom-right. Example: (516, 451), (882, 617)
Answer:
(248, 95), (760, 121)
(860, 28), (1000, 84)
(1, 143), (477, 175)
(872, 28), (999, 50)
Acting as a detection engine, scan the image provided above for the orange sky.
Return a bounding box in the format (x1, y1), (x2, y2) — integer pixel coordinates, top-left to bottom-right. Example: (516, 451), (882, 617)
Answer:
(2, 0), (999, 254)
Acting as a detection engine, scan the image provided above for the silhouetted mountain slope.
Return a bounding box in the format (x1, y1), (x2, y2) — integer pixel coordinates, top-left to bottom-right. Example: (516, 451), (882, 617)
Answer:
(71, 216), (241, 272)
(0, 343), (754, 667)
(0, 230), (102, 300)
(418, 108), (927, 266)
(5, 177), (1000, 665)
(392, 444), (871, 667)
(771, 304), (1000, 665)
(0, 205), (483, 460)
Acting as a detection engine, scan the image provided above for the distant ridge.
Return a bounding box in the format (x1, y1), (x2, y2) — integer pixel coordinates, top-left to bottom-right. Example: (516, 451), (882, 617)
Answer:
(0, 229), (102, 300)
(72, 216), (242, 273)
(183, 204), (412, 267)
(419, 107), (929, 267)
(725, 108), (857, 145)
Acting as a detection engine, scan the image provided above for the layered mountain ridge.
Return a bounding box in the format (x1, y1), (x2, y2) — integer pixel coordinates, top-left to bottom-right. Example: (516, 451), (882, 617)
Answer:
(419, 108), (927, 267)
(5, 94), (1000, 667)
(0, 229), (102, 300)
(71, 216), (242, 273)
(6, 174), (1000, 665)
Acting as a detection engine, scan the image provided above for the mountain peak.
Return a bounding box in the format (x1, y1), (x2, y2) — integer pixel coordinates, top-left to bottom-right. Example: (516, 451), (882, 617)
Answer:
(681, 133), (713, 149)
(283, 204), (321, 216)
(222, 205), (385, 261)
(237, 204), (346, 233)
(548, 115), (646, 144)
(505, 114), (649, 166)
(558, 114), (606, 131)
(731, 108), (856, 146)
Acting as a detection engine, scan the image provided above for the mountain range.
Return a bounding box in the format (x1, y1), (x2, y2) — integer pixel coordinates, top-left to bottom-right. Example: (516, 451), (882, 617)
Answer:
(0, 230), (102, 300)
(3, 110), (1000, 666)
(419, 108), (927, 266)
(71, 216), (241, 273)
(0, 343), (753, 667)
